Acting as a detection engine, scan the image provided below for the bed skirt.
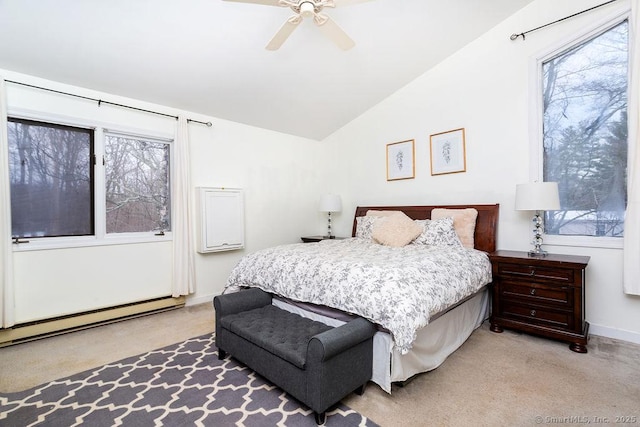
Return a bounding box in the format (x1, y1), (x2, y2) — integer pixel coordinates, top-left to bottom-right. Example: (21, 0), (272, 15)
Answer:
(272, 287), (489, 394)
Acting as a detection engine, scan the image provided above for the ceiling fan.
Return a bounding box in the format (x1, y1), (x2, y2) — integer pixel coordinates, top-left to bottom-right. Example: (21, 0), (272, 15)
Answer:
(223, 0), (373, 51)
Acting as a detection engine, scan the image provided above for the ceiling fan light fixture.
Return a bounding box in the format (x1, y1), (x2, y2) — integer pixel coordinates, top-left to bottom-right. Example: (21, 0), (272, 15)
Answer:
(299, 1), (316, 18)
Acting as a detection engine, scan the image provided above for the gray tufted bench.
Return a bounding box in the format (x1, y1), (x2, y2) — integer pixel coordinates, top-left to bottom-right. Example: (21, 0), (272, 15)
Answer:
(213, 288), (376, 425)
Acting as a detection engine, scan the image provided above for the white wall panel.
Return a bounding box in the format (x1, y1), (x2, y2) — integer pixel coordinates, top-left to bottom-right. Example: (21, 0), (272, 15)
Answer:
(196, 187), (244, 253)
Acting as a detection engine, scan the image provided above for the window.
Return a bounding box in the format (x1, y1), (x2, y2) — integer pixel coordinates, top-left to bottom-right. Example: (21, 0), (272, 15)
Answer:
(7, 117), (172, 245)
(105, 133), (171, 234)
(541, 20), (628, 238)
(7, 118), (94, 238)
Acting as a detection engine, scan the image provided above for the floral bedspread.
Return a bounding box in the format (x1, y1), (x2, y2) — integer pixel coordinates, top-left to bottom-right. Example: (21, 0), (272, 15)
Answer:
(225, 238), (492, 354)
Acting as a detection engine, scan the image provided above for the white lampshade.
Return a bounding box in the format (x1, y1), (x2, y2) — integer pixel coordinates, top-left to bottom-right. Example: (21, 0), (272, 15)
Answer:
(319, 194), (342, 213)
(515, 182), (560, 211)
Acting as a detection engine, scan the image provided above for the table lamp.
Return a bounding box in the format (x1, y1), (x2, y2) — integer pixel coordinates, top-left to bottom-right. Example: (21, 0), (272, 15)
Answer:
(319, 194), (342, 238)
(515, 182), (560, 257)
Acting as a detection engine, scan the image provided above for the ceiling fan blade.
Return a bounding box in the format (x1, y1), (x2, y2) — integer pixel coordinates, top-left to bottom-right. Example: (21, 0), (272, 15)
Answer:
(266, 15), (302, 50)
(314, 14), (355, 50)
(222, 0), (284, 6)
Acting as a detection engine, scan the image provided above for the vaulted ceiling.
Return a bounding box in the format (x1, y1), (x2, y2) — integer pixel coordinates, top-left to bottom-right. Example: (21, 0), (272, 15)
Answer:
(0, 0), (534, 140)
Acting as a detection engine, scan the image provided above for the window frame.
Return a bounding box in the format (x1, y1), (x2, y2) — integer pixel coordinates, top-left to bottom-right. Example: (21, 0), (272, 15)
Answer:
(528, 9), (631, 250)
(102, 129), (173, 237)
(8, 108), (174, 252)
(7, 116), (96, 239)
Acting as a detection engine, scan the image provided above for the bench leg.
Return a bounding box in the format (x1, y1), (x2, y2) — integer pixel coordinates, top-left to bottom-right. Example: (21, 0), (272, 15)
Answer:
(314, 411), (326, 425)
(218, 348), (227, 360)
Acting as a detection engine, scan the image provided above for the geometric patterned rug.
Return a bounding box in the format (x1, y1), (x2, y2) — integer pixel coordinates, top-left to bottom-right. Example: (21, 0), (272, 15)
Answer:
(0, 333), (379, 426)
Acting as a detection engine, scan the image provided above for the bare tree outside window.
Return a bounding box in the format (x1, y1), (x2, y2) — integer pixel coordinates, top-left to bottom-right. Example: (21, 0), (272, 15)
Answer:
(7, 118), (93, 238)
(542, 20), (628, 238)
(105, 134), (170, 234)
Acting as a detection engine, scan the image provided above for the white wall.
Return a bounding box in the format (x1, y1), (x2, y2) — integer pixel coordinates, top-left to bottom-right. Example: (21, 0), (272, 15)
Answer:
(323, 0), (640, 344)
(1, 70), (327, 321)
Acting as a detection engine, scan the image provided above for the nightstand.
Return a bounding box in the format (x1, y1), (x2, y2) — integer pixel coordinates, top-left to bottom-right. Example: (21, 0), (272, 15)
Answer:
(489, 250), (590, 353)
(300, 236), (345, 243)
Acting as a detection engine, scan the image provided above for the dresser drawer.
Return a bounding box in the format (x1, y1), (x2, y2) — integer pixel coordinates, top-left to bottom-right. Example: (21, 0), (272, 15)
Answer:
(501, 281), (573, 308)
(500, 302), (573, 330)
(497, 263), (574, 284)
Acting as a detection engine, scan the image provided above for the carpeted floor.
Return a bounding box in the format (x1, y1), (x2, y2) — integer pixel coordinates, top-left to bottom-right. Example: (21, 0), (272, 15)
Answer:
(1, 303), (639, 426)
(345, 324), (640, 426)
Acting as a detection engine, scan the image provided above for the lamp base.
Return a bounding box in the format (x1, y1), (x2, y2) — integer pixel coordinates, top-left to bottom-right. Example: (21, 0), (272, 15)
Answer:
(322, 235), (336, 239)
(528, 249), (548, 257)
(528, 211), (548, 257)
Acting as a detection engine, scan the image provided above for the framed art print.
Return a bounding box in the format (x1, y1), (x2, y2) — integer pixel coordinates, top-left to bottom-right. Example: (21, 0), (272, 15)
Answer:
(386, 139), (415, 181)
(430, 128), (466, 176)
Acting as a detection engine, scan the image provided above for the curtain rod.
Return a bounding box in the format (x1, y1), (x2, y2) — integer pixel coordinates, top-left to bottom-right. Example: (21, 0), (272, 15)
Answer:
(510, 0), (619, 41)
(5, 80), (213, 127)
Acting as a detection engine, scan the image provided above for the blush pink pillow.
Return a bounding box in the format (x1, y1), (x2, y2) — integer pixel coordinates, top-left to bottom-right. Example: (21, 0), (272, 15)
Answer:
(371, 211), (423, 247)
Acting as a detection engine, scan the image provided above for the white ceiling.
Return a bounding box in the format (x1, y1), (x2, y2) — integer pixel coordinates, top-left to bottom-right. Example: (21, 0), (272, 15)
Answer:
(0, 0), (534, 140)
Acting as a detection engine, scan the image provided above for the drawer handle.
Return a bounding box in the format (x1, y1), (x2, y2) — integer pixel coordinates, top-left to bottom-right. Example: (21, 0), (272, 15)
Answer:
(530, 269), (536, 276)
(530, 289), (536, 295)
(530, 310), (536, 317)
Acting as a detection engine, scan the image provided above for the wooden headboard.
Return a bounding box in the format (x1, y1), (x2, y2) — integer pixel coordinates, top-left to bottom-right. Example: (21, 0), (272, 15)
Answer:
(351, 204), (499, 253)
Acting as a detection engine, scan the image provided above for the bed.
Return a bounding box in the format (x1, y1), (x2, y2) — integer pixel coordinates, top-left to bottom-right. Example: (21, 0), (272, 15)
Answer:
(224, 204), (499, 393)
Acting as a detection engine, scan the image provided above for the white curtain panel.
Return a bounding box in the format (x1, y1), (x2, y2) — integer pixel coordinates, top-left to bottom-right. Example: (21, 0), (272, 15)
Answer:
(171, 116), (196, 297)
(0, 78), (15, 327)
(624, 2), (640, 296)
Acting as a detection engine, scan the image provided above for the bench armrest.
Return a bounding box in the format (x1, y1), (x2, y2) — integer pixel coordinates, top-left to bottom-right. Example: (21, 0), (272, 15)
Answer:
(213, 288), (272, 316)
(308, 317), (376, 362)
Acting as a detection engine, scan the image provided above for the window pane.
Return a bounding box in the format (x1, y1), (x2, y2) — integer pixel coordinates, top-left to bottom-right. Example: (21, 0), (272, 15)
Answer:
(8, 118), (93, 238)
(542, 21), (628, 237)
(105, 134), (171, 234)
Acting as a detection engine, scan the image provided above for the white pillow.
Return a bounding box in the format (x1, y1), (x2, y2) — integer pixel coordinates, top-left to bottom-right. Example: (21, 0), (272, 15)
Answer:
(355, 216), (378, 239)
(412, 217), (462, 247)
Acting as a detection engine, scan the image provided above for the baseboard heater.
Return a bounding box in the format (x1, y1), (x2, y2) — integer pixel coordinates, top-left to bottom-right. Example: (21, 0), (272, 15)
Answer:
(0, 296), (186, 347)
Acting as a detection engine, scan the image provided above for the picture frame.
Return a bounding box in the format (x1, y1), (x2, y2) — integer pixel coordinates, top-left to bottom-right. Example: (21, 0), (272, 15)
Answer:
(430, 128), (466, 176)
(386, 139), (415, 181)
